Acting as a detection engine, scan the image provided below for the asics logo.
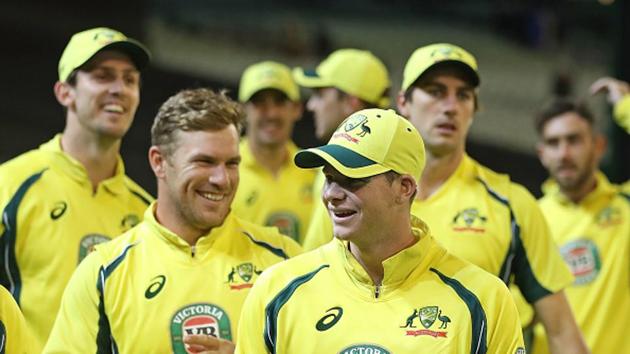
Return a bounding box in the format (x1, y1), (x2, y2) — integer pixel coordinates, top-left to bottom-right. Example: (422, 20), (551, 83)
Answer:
(50, 201), (67, 220)
(315, 306), (343, 331)
(145, 275), (166, 299)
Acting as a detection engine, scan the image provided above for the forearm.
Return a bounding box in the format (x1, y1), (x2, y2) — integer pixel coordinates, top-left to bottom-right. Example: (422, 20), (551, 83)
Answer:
(534, 291), (590, 354)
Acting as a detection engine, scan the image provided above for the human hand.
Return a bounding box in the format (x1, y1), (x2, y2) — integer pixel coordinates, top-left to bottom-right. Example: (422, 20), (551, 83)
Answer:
(183, 334), (235, 354)
(590, 76), (630, 104)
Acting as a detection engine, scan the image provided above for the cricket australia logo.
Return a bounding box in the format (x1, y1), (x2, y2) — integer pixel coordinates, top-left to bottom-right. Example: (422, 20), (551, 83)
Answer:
(560, 239), (601, 285)
(401, 306), (450, 338)
(170, 303), (232, 353)
(78, 234), (111, 263)
(452, 207), (487, 233)
(266, 212), (300, 241)
(226, 263), (262, 290)
(595, 206), (622, 227)
(343, 113), (371, 137)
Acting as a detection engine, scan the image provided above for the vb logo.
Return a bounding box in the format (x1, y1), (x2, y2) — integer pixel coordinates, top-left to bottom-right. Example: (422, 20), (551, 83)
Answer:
(145, 275), (166, 299)
(315, 306), (343, 331)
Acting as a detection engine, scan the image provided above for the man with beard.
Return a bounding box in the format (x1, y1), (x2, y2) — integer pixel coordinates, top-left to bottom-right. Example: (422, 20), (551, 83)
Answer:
(44, 89), (301, 353)
(232, 61), (315, 244)
(396, 43), (588, 354)
(0, 27), (153, 352)
(528, 92), (630, 353)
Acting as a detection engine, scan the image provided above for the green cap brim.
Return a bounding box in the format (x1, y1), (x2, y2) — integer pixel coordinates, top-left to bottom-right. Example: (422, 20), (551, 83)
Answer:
(292, 68), (333, 88)
(294, 144), (389, 178)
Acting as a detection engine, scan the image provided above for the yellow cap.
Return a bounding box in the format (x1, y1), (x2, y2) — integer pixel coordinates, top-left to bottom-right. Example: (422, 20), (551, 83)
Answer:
(238, 61), (300, 102)
(293, 49), (390, 108)
(402, 43), (479, 91)
(295, 108), (425, 181)
(58, 27), (151, 82)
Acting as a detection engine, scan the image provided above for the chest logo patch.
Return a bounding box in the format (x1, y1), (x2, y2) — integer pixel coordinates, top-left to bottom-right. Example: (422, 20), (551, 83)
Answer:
(50, 201), (67, 220)
(316, 306), (343, 331)
(338, 344), (390, 354)
(451, 208), (487, 233)
(121, 214), (140, 231)
(560, 239), (601, 285)
(78, 234), (111, 263)
(170, 303), (232, 353)
(266, 212), (300, 241)
(226, 262), (262, 290)
(401, 306), (450, 338)
(595, 206), (622, 227)
(145, 275), (166, 299)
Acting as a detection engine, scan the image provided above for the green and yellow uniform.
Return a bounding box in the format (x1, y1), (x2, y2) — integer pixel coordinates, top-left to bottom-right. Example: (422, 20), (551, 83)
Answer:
(530, 173), (630, 354)
(0, 285), (34, 354)
(44, 205), (301, 353)
(411, 155), (573, 324)
(236, 217), (525, 354)
(302, 170), (332, 251)
(232, 139), (316, 243)
(0, 135), (152, 352)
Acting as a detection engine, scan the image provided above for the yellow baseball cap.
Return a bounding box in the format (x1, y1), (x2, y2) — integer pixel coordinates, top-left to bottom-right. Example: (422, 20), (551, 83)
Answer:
(238, 61), (300, 102)
(58, 27), (151, 82)
(293, 49), (391, 108)
(295, 108), (425, 181)
(402, 43), (479, 91)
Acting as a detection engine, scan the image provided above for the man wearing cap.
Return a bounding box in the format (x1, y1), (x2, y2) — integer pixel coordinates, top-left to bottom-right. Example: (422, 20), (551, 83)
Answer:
(397, 43), (588, 354)
(232, 61), (315, 244)
(44, 88), (301, 353)
(235, 108), (525, 353)
(0, 27), (153, 351)
(292, 48), (391, 250)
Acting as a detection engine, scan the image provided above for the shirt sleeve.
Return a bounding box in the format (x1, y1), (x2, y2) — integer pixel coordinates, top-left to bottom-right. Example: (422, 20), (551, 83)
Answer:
(613, 95), (630, 134)
(510, 184), (574, 303)
(0, 286), (35, 354)
(485, 282), (527, 353)
(235, 271), (273, 354)
(42, 250), (102, 354)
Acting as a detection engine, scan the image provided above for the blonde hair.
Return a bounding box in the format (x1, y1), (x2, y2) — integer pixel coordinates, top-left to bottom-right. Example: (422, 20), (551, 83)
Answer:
(151, 88), (244, 156)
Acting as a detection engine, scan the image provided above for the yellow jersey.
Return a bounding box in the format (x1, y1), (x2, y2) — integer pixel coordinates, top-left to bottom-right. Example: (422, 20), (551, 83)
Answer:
(236, 216), (525, 354)
(232, 139), (316, 244)
(44, 204), (301, 353)
(0, 285), (34, 354)
(0, 135), (152, 352)
(531, 173), (630, 354)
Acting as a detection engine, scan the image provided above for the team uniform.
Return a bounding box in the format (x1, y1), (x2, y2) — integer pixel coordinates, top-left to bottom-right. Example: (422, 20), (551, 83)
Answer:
(529, 173), (630, 354)
(302, 170), (332, 251)
(0, 135), (152, 352)
(0, 285), (34, 354)
(232, 139), (316, 243)
(44, 204), (301, 353)
(235, 216), (525, 354)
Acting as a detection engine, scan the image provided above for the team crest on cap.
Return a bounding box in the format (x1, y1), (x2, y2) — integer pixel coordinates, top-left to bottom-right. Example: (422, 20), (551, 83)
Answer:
(226, 262), (263, 290)
(78, 234), (111, 263)
(170, 303), (232, 353)
(430, 46), (464, 61)
(451, 207), (487, 233)
(92, 29), (123, 44)
(560, 239), (601, 285)
(400, 306), (450, 338)
(338, 344), (391, 354)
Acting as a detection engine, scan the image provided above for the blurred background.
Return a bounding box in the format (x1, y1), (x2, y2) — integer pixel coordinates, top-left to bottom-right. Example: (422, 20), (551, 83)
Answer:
(1, 0), (628, 196)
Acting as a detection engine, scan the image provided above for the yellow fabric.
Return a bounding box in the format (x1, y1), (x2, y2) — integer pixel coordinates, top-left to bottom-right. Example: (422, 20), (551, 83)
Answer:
(613, 94), (630, 134)
(232, 139), (316, 244)
(0, 285), (34, 354)
(531, 172), (630, 354)
(411, 156), (573, 327)
(402, 43), (479, 91)
(302, 170), (332, 251)
(293, 49), (390, 108)
(238, 61), (300, 102)
(235, 216), (525, 353)
(44, 205), (301, 353)
(58, 27), (150, 82)
(295, 109), (426, 180)
(0, 134), (153, 352)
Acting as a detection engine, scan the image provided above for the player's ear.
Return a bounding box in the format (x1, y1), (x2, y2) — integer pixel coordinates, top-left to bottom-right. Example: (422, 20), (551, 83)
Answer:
(54, 81), (74, 108)
(149, 146), (167, 178)
(397, 175), (417, 204)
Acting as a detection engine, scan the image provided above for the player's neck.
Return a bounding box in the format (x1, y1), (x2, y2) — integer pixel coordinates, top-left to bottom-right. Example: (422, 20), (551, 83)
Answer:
(61, 127), (121, 192)
(153, 197), (209, 247)
(417, 149), (464, 200)
(560, 173), (598, 204)
(248, 138), (289, 177)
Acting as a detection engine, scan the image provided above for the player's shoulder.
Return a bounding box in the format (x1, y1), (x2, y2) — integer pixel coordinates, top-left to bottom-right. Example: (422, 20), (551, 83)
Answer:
(472, 159), (537, 206)
(0, 148), (51, 184)
(254, 244), (330, 287)
(122, 175), (154, 205)
(233, 215), (288, 243)
(90, 224), (146, 264)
